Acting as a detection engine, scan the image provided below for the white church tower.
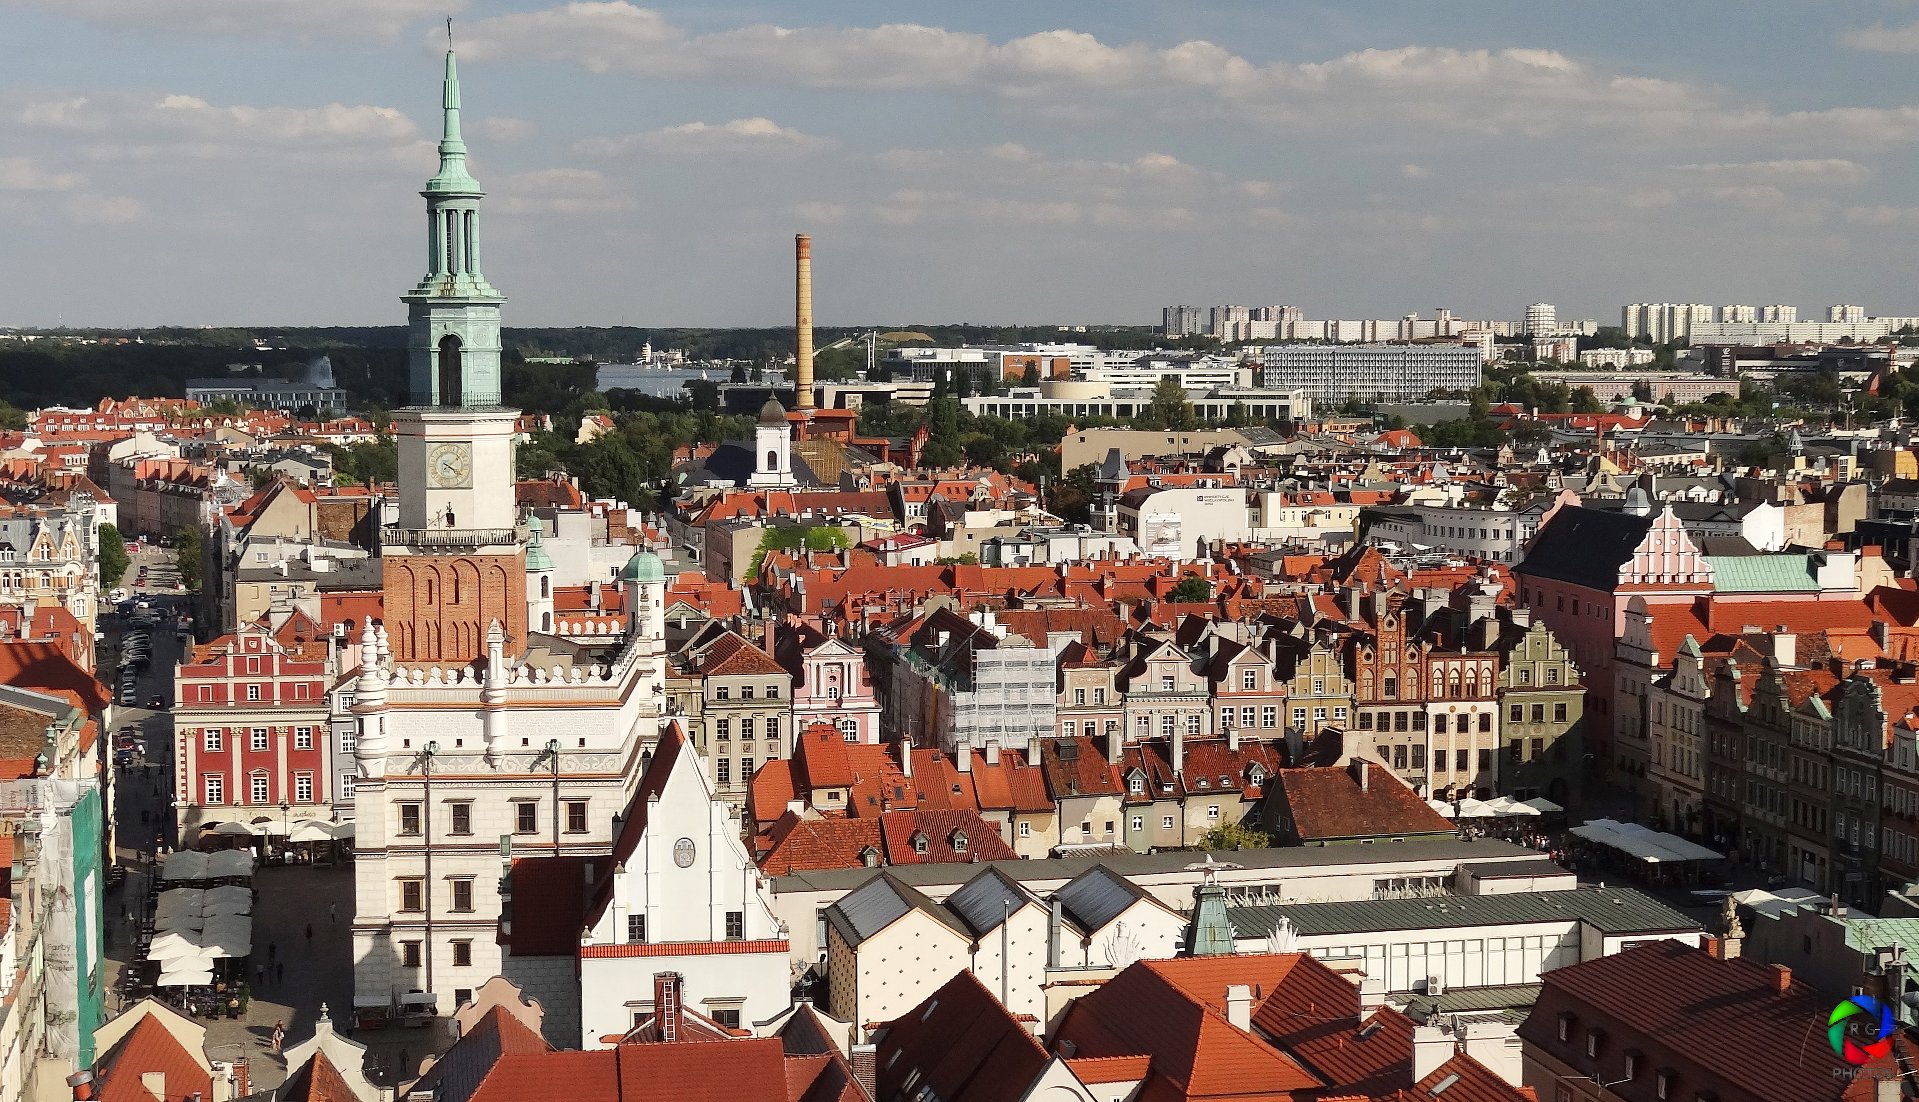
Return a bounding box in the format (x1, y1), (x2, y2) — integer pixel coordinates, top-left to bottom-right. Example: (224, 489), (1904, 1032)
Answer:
(748, 398), (797, 489)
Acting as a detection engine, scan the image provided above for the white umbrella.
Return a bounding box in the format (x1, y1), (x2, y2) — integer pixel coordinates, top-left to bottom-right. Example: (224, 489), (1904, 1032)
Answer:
(250, 817), (288, 838)
(160, 948), (220, 973)
(148, 932), (206, 960)
(1455, 797), (1496, 819)
(161, 851), (211, 881)
(156, 970), (214, 987)
(1521, 796), (1564, 814)
(1425, 799), (1457, 819)
(1484, 796), (1540, 817)
(287, 819), (335, 844)
(330, 820), (355, 840)
(208, 821), (253, 837)
(206, 851), (256, 879)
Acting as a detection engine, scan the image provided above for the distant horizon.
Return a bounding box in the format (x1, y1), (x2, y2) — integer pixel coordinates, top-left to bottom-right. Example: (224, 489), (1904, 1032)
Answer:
(9, 3), (1919, 325)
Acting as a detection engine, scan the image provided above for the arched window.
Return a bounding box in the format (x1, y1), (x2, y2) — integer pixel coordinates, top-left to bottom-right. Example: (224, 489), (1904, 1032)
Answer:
(438, 334), (463, 406)
(423, 576), (435, 605)
(766, 450), (778, 470)
(540, 576), (550, 598)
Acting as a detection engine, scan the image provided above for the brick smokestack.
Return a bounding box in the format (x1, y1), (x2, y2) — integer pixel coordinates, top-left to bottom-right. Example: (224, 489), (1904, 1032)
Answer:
(656, 971), (683, 1042)
(795, 233), (815, 411)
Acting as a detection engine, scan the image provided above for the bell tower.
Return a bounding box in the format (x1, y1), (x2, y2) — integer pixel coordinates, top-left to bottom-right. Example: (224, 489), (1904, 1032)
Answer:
(384, 44), (528, 664)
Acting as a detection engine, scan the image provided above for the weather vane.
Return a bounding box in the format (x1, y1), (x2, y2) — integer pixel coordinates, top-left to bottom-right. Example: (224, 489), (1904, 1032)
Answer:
(447, 16), (454, 49)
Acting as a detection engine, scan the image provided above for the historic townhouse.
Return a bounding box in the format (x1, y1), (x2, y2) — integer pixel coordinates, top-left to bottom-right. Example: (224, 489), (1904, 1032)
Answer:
(674, 628), (792, 806)
(776, 622), (879, 746)
(1784, 670), (1839, 893)
(1829, 674), (1899, 906)
(1642, 637), (1712, 834)
(1421, 621), (1502, 801)
(1054, 641), (1122, 745)
(1116, 633), (1212, 751)
(173, 617), (338, 837)
(1493, 611), (1583, 805)
(1202, 635), (1289, 747)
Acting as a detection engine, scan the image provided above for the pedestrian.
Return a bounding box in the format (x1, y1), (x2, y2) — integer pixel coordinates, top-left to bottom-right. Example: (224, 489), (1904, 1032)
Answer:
(275, 960), (283, 984)
(256, 963), (265, 987)
(305, 922), (313, 944)
(271, 1020), (285, 1053)
(330, 902), (337, 925)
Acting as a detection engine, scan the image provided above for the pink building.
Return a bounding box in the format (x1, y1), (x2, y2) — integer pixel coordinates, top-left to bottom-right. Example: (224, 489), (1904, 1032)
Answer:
(777, 623), (880, 746)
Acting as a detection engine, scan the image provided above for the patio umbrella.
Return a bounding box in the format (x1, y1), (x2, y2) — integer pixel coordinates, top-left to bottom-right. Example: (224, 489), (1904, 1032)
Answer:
(1520, 796), (1564, 814)
(207, 821), (253, 837)
(331, 820), (356, 840)
(156, 970), (215, 987)
(202, 886), (252, 915)
(148, 932), (206, 960)
(250, 817), (288, 837)
(161, 851), (211, 881)
(1454, 797), (1496, 819)
(287, 819), (335, 844)
(206, 851), (256, 879)
(1425, 799), (1457, 819)
(152, 912), (205, 933)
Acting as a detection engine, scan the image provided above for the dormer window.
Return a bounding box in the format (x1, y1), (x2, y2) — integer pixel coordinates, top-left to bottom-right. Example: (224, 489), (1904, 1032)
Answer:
(1197, 777), (1210, 789)
(860, 847), (880, 868)
(1585, 1027), (1606, 1059)
(912, 832), (929, 854)
(951, 831), (967, 853)
(1557, 1011), (1575, 1042)
(1248, 766), (1266, 786)
(1128, 774), (1145, 795)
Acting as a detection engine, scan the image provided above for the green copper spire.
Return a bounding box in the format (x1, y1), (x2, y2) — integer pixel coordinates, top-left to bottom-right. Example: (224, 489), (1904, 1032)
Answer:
(425, 48), (481, 195)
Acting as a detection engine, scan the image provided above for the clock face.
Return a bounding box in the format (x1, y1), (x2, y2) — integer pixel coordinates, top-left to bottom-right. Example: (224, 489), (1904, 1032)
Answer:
(673, 837), (696, 868)
(427, 442), (472, 488)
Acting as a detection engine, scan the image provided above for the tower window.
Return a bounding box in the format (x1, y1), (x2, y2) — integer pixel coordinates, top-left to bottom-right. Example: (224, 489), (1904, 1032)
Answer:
(438, 334), (463, 406)
(767, 450), (778, 470)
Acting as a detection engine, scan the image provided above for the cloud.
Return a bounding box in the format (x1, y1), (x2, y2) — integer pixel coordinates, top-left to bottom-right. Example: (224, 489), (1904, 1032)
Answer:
(578, 117), (830, 157)
(1841, 22), (1919, 53)
(22, 0), (459, 41)
(497, 168), (636, 214)
(1845, 205), (1919, 227)
(472, 116), (537, 142)
(1671, 158), (1872, 182)
(12, 92), (423, 165)
(62, 194), (146, 224)
(452, 7), (1919, 149)
(791, 201), (847, 224)
(1401, 164), (1429, 179)
(0, 157), (82, 191)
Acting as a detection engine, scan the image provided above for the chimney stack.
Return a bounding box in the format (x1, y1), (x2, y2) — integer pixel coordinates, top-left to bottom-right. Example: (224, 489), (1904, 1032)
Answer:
(795, 234), (815, 411)
(1224, 985), (1254, 1032)
(655, 972), (683, 1042)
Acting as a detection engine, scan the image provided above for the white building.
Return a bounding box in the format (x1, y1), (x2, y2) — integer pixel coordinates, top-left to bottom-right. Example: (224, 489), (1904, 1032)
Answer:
(1257, 344), (1482, 403)
(1621, 303), (1714, 344)
(1524, 303), (1556, 336)
(1576, 347), (1657, 369)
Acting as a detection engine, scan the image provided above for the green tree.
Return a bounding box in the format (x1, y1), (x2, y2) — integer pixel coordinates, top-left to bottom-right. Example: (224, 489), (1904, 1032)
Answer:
(571, 433), (654, 510)
(1051, 463), (1097, 525)
(1196, 821), (1269, 851)
(0, 399), (25, 431)
(1168, 575), (1212, 603)
(1021, 362), (1040, 388)
(1570, 386), (1604, 413)
(173, 525), (203, 593)
(921, 398), (964, 468)
(1145, 375), (1196, 430)
(96, 523), (130, 589)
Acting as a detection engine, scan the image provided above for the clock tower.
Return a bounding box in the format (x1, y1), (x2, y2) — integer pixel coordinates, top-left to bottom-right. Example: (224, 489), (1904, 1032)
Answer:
(384, 45), (528, 664)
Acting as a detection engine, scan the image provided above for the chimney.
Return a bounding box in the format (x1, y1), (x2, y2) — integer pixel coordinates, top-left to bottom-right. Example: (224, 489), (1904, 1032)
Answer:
(65, 1071), (93, 1102)
(849, 1044), (877, 1099)
(655, 972), (683, 1042)
(1227, 713), (1240, 753)
(763, 617), (776, 656)
(900, 740), (913, 778)
(1353, 758), (1370, 792)
(1048, 897), (1064, 968)
(1770, 964), (1793, 995)
(1411, 1024), (1458, 1083)
(794, 234), (815, 411)
(1172, 719), (1185, 775)
(141, 1073), (165, 1102)
(985, 740), (1000, 766)
(957, 743), (972, 773)
(1771, 632), (1797, 669)
(1224, 984), (1254, 1032)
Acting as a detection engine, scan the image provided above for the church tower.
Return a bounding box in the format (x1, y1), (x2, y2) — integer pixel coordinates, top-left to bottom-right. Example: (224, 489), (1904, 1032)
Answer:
(385, 45), (528, 664)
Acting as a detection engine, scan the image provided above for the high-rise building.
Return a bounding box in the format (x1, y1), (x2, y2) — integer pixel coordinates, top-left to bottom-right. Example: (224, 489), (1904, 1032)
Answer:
(1524, 302), (1557, 336)
(1621, 303), (1713, 344)
(1161, 305), (1206, 337)
(1719, 304), (1756, 323)
(1761, 304), (1797, 323)
(1209, 305), (1251, 339)
(1830, 304), (1867, 323)
(1258, 344), (1481, 403)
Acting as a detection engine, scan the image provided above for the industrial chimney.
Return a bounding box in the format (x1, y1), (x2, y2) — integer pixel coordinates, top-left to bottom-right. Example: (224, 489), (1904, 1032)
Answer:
(795, 233), (815, 411)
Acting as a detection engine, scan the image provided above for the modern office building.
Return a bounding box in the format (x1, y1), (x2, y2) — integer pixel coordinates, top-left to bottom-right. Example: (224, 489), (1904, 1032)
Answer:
(1256, 344), (1481, 403)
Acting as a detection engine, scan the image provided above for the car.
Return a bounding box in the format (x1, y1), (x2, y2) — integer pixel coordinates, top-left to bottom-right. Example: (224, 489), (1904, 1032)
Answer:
(117, 686), (137, 706)
(147, 695), (166, 709)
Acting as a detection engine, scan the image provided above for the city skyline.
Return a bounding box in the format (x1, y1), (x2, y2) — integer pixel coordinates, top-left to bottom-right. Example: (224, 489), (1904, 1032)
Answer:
(9, 1), (1919, 327)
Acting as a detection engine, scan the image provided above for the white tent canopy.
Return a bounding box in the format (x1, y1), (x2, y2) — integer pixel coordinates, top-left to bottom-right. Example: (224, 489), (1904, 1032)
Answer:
(1426, 799), (1456, 819)
(206, 850), (256, 879)
(287, 819), (335, 844)
(1454, 797), (1497, 819)
(156, 970), (215, 988)
(160, 851), (210, 881)
(199, 914), (253, 958)
(1569, 819), (1724, 863)
(1482, 796), (1540, 817)
(1520, 796), (1564, 814)
(148, 931), (207, 961)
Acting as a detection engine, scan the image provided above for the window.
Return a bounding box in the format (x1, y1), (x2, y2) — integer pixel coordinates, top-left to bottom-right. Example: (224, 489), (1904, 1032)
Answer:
(1186, 715), (1202, 736)
(203, 774), (224, 805)
(1510, 739), (1524, 761)
(399, 878), (424, 912)
(741, 686), (754, 700)
(1160, 674), (1175, 691)
(628, 914), (647, 943)
(1130, 815), (1143, 832)
(1478, 713), (1492, 733)
(716, 686), (730, 701)
(740, 719), (755, 740)
(399, 802), (422, 837)
(251, 727), (269, 751)
(246, 685), (262, 702)
(1128, 775), (1145, 795)
(1262, 706), (1278, 728)
(952, 831), (968, 852)
(1434, 714), (1449, 735)
(1018, 821), (1031, 838)
(401, 941), (422, 968)
(1076, 688), (1087, 705)
(450, 878), (474, 912)
(338, 775), (354, 800)
(1161, 715), (1176, 737)
(1456, 748), (1469, 771)
(725, 911), (745, 940)
(450, 802), (472, 835)
(718, 759), (732, 786)
(1095, 688), (1107, 705)
(1358, 712), (1375, 730)
(295, 727), (314, 750)
(452, 940), (472, 967)
(567, 801), (588, 833)
(1312, 678), (1324, 694)
(1554, 702), (1568, 722)
(247, 773), (268, 804)
(338, 726), (355, 754)
(912, 831), (929, 854)
(1546, 668), (1560, 685)
(514, 802), (537, 834)
(1510, 704), (1523, 722)
(1135, 715), (1150, 733)
(1207, 805), (1221, 819)
(1162, 815), (1175, 828)
(743, 757), (754, 778)
(204, 729), (223, 753)
(715, 719), (730, 740)
(293, 773), (313, 803)
(1531, 703), (1546, 723)
(1242, 669), (1257, 691)
(712, 1009), (742, 1030)
(1519, 668), (1531, 685)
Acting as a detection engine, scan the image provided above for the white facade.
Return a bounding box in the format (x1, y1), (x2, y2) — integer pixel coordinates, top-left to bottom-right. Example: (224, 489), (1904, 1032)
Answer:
(575, 731), (789, 1044)
(1257, 344), (1482, 402)
(1524, 303), (1556, 336)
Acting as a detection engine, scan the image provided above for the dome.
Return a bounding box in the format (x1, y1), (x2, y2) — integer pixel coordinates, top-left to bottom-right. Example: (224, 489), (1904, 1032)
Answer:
(620, 550), (666, 585)
(759, 397), (788, 425)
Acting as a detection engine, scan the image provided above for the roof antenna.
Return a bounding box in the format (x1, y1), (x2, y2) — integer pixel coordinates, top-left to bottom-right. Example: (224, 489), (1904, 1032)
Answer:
(446, 15), (454, 49)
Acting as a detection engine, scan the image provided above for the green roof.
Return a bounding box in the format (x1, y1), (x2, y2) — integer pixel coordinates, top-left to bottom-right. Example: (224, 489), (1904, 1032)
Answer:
(1841, 917), (1919, 957)
(523, 515), (553, 572)
(1227, 885), (1700, 938)
(620, 550), (665, 584)
(1703, 554), (1819, 594)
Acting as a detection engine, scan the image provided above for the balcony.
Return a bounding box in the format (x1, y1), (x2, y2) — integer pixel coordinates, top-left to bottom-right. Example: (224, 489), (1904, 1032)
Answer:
(385, 527), (522, 550)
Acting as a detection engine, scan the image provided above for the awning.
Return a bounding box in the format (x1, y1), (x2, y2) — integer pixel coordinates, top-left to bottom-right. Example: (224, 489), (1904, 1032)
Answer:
(206, 850), (256, 879)
(1569, 819), (1725, 863)
(161, 851), (211, 881)
(156, 970), (215, 988)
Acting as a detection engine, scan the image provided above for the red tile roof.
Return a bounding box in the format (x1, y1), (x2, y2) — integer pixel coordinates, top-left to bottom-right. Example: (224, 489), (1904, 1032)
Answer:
(98, 1015), (213, 1102)
(692, 632), (787, 677)
(1268, 760), (1453, 842)
(582, 939), (789, 959)
(875, 970), (1048, 1102)
(470, 1038), (798, 1102)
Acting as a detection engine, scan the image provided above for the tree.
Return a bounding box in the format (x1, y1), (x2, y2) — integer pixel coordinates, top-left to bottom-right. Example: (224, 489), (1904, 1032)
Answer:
(0, 399), (26, 431)
(1168, 575), (1212, 603)
(1196, 821), (1269, 851)
(1051, 464), (1097, 525)
(96, 523), (130, 589)
(1021, 362), (1040, 388)
(729, 361), (749, 384)
(1145, 375), (1196, 430)
(173, 525), (203, 593)
(1569, 386), (1604, 414)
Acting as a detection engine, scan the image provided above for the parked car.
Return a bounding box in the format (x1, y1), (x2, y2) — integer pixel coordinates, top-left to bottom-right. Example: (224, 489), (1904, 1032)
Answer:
(147, 695), (166, 709)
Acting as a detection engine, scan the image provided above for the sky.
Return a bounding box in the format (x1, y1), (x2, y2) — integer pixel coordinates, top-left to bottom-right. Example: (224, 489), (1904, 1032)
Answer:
(8, 2), (1919, 329)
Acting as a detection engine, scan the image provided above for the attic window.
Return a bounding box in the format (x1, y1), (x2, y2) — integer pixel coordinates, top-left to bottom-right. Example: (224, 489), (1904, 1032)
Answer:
(912, 832), (929, 854)
(1219, 774), (1231, 787)
(1248, 766), (1266, 785)
(860, 847), (879, 868)
(1197, 777), (1210, 789)
(1128, 775), (1145, 795)
(1585, 1027), (1606, 1058)
(1557, 1011), (1575, 1042)
(951, 831), (967, 853)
